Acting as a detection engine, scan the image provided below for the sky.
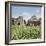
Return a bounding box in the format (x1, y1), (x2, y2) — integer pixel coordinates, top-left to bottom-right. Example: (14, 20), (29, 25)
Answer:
(11, 6), (41, 21)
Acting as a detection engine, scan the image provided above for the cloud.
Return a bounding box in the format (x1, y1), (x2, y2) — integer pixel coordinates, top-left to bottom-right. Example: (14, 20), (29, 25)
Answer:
(12, 12), (41, 22)
(12, 12), (32, 21)
(12, 15), (18, 18)
(36, 9), (40, 13)
(22, 12), (33, 21)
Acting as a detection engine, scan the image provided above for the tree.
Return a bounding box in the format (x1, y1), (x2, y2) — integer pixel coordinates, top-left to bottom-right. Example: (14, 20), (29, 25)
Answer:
(24, 20), (26, 24)
(31, 15), (37, 20)
(39, 18), (41, 21)
(12, 18), (14, 25)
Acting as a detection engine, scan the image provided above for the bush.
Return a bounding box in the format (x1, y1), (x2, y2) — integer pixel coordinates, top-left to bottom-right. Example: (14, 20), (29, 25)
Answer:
(11, 25), (41, 40)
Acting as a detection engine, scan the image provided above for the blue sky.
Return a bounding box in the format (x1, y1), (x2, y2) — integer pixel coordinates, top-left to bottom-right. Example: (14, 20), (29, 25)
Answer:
(11, 6), (41, 21)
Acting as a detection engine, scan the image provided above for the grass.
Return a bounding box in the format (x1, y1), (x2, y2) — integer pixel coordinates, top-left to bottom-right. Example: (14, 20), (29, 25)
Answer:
(11, 24), (41, 40)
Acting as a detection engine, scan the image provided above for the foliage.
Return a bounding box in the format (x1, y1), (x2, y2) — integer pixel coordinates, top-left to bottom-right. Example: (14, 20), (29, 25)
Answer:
(11, 24), (41, 40)
(31, 15), (37, 20)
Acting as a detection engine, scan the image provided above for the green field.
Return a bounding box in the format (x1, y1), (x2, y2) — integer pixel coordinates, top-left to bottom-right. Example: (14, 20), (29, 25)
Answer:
(11, 24), (41, 40)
